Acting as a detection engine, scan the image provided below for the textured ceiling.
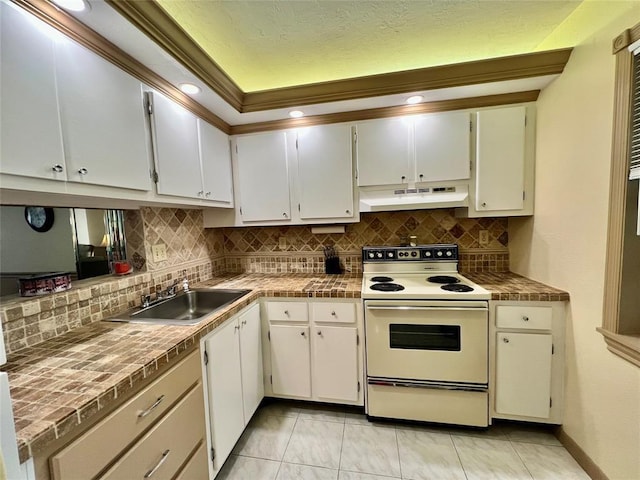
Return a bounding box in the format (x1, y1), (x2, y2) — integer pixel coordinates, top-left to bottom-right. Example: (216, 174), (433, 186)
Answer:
(156, 0), (582, 92)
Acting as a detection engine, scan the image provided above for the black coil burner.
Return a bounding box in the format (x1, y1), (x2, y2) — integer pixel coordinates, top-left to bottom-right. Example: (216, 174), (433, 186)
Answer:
(370, 283), (405, 292)
(370, 276), (394, 283)
(441, 284), (474, 293)
(427, 275), (460, 284)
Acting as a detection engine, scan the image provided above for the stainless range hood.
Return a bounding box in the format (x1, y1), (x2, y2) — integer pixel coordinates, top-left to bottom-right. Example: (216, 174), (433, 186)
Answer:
(359, 185), (469, 212)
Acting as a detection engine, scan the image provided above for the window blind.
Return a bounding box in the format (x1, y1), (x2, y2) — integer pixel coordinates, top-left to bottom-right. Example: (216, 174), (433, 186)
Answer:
(630, 50), (640, 180)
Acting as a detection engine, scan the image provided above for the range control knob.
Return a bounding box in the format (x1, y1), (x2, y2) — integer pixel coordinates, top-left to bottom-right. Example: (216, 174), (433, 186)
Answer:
(368, 252), (375, 258)
(411, 251), (418, 257)
(387, 251), (394, 258)
(446, 251), (453, 257)
(376, 252), (383, 258)
(437, 251), (443, 257)
(424, 251), (432, 257)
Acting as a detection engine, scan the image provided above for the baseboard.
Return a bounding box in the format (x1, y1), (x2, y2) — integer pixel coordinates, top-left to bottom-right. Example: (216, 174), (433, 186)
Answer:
(556, 427), (609, 480)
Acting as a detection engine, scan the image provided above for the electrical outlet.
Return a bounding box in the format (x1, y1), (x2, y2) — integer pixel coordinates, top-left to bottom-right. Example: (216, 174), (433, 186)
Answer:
(479, 230), (489, 246)
(278, 236), (287, 250)
(152, 243), (167, 262)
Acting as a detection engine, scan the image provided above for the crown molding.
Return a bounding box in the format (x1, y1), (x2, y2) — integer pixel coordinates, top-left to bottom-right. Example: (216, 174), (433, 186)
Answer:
(230, 90), (540, 135)
(106, 0), (245, 111)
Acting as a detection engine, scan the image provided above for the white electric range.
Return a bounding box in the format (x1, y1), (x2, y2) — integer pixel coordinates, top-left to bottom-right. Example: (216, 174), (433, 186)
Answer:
(362, 244), (491, 427)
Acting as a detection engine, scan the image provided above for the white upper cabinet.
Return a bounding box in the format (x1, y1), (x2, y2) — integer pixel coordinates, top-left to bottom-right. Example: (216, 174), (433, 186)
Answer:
(356, 112), (471, 188)
(148, 92), (202, 199)
(55, 38), (150, 191)
(148, 92), (233, 205)
(414, 111), (471, 182)
(235, 132), (291, 222)
(355, 117), (411, 186)
(474, 106), (527, 213)
(296, 124), (354, 220)
(199, 119), (233, 204)
(0, 2), (65, 180)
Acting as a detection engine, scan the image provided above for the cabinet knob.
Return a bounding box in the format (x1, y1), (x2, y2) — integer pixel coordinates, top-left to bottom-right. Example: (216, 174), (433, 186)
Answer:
(345, 209), (351, 214)
(205, 191), (211, 197)
(300, 331), (306, 337)
(284, 310), (289, 315)
(522, 316), (529, 322)
(401, 175), (406, 182)
(52, 164), (64, 173)
(78, 167), (88, 175)
(331, 311), (336, 316)
(234, 325), (240, 331)
(317, 331), (322, 336)
(419, 174), (424, 181)
(481, 202), (487, 208)
(242, 320), (247, 325)
(283, 212), (288, 218)
(503, 337), (510, 343)
(197, 191), (204, 197)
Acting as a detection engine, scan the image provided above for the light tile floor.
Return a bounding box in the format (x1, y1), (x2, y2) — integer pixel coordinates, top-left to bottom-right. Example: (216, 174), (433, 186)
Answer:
(217, 401), (591, 480)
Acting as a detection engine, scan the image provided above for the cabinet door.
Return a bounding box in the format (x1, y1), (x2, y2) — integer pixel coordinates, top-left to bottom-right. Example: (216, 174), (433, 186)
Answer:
(149, 92), (202, 199)
(204, 320), (244, 473)
(355, 118), (411, 186)
(235, 132), (291, 222)
(415, 112), (470, 182)
(475, 106), (526, 211)
(199, 119), (233, 204)
(312, 326), (358, 402)
(239, 304), (264, 423)
(495, 332), (552, 418)
(0, 3), (66, 180)
(297, 125), (354, 219)
(269, 325), (311, 398)
(55, 39), (150, 190)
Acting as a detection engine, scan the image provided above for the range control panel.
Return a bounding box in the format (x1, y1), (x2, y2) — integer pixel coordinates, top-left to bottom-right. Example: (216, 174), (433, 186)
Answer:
(362, 244), (459, 262)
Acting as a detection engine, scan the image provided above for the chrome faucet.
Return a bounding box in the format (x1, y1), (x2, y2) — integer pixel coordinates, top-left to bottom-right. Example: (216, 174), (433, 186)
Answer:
(182, 271), (189, 292)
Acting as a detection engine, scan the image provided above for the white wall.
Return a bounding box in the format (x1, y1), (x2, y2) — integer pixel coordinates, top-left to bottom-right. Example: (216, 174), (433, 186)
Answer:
(0, 206), (76, 273)
(509, 5), (640, 479)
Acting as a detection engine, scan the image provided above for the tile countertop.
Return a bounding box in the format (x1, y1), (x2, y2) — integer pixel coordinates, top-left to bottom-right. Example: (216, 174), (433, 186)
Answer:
(3, 272), (567, 463)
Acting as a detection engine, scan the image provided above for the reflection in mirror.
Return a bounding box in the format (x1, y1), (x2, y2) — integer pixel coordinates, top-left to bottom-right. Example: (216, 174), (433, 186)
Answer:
(0, 206), (128, 297)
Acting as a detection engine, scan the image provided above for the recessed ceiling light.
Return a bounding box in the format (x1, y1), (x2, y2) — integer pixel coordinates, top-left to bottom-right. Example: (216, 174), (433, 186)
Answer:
(51, 0), (88, 11)
(179, 83), (201, 95)
(289, 110), (304, 118)
(406, 95), (424, 105)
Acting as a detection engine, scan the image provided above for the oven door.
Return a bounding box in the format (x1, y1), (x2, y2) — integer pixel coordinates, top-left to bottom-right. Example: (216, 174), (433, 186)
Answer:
(365, 300), (488, 384)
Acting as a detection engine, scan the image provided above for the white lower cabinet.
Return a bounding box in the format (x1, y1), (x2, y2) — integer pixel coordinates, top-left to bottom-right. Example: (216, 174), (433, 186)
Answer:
(263, 299), (363, 406)
(202, 303), (263, 477)
(491, 301), (565, 424)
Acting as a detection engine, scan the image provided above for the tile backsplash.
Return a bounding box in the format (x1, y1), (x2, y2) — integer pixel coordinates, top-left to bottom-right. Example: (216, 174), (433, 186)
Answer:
(218, 210), (509, 274)
(1, 207), (508, 354)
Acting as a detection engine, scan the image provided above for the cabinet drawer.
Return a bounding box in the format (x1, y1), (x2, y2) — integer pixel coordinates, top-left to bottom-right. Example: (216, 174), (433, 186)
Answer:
(496, 305), (552, 330)
(311, 302), (356, 324)
(266, 301), (308, 322)
(100, 383), (205, 480)
(175, 440), (209, 480)
(50, 350), (201, 480)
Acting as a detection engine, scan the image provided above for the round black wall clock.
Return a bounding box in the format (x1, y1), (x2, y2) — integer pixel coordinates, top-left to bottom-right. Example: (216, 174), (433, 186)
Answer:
(24, 207), (54, 233)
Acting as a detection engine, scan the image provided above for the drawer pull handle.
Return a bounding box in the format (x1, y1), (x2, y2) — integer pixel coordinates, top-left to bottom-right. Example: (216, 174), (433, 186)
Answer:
(522, 316), (529, 322)
(78, 167), (88, 175)
(284, 310), (289, 315)
(52, 164), (64, 173)
(301, 331), (306, 337)
(503, 337), (510, 343)
(331, 311), (336, 316)
(242, 320), (247, 325)
(138, 395), (165, 418)
(317, 331), (322, 336)
(144, 449), (170, 478)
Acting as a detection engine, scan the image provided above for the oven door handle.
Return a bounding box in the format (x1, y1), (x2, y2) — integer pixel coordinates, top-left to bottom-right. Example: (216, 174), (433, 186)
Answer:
(365, 305), (488, 312)
(368, 378), (487, 393)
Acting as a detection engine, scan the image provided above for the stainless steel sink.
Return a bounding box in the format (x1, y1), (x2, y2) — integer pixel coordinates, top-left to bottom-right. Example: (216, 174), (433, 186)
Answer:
(108, 288), (252, 326)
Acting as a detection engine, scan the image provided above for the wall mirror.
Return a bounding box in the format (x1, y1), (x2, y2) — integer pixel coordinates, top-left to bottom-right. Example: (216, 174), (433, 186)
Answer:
(0, 206), (127, 297)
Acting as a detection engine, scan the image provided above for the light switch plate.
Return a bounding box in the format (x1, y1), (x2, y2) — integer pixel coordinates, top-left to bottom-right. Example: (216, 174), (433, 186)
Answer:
(479, 230), (489, 246)
(152, 243), (167, 262)
(278, 236), (287, 250)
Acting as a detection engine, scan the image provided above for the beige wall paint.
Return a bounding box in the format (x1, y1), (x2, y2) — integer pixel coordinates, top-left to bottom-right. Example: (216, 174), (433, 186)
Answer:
(509, 5), (640, 479)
